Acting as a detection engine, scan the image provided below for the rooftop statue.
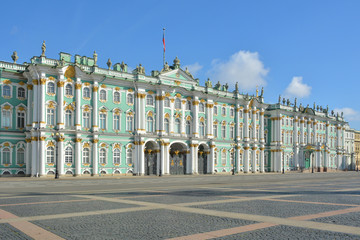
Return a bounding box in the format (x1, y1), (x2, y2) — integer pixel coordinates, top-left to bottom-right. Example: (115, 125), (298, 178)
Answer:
(234, 82), (239, 93)
(287, 99), (290, 106)
(205, 78), (212, 88)
(161, 62), (170, 73)
(41, 40), (46, 57)
(120, 61), (127, 72)
(341, 112), (343, 118)
(185, 67), (194, 79)
(294, 98), (297, 107)
(173, 56), (180, 68)
(260, 87), (264, 97)
(93, 51), (98, 66)
(214, 81), (221, 90)
(313, 102), (316, 109)
(136, 64), (145, 74)
(278, 95), (281, 103)
(331, 110), (334, 116)
(11, 51), (18, 63)
(256, 86), (259, 97)
(282, 98), (286, 105)
(223, 83), (228, 91)
(107, 58), (112, 69)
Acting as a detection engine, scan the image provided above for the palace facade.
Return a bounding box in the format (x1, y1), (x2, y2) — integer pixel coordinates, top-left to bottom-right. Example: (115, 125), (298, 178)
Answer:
(0, 50), (355, 177)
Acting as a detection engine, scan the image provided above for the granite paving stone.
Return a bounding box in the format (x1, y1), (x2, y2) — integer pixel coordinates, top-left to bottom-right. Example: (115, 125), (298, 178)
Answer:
(0, 223), (32, 240)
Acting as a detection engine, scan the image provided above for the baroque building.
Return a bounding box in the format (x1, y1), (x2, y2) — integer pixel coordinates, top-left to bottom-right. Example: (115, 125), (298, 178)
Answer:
(0, 48), (355, 177)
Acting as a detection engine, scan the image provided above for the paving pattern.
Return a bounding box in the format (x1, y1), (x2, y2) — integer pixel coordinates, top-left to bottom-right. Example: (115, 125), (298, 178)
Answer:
(0, 172), (359, 239)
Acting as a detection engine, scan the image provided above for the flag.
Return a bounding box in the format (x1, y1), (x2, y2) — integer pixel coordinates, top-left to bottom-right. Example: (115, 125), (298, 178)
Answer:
(163, 31), (166, 52)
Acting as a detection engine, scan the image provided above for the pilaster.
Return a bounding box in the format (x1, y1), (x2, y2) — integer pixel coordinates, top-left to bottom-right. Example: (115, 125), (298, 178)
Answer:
(57, 135), (65, 175)
(32, 79), (39, 128)
(39, 74), (46, 128)
(26, 84), (33, 130)
(75, 136), (82, 176)
(92, 82), (99, 132)
(193, 96), (199, 138)
(39, 135), (46, 176)
(57, 78), (65, 130)
(75, 79), (82, 130)
(92, 137), (98, 175)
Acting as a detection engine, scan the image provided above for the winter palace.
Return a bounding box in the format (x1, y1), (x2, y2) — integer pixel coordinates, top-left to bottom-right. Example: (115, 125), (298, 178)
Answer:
(0, 46), (356, 177)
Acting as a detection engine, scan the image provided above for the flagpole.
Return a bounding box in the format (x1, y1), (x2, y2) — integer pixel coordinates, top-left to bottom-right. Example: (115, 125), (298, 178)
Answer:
(163, 28), (166, 68)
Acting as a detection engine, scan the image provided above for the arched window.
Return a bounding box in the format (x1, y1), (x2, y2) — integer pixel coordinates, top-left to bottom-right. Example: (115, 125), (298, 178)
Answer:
(99, 148), (106, 164)
(175, 118), (181, 133)
(164, 97), (170, 107)
(230, 125), (235, 139)
(17, 111), (25, 129)
(17, 148), (25, 164)
(126, 115), (133, 131)
(83, 148), (90, 164)
(83, 111), (90, 129)
(126, 148), (133, 165)
(65, 147), (73, 163)
(186, 100), (191, 110)
(65, 84), (73, 96)
(230, 108), (234, 117)
(83, 87), (90, 98)
(213, 123), (218, 138)
(114, 92), (120, 102)
(113, 148), (121, 164)
(199, 103), (205, 113)
(199, 121), (205, 137)
(240, 126), (243, 139)
(3, 85), (11, 97)
(146, 95), (154, 106)
(65, 110), (73, 127)
(47, 108), (55, 126)
(2, 148), (10, 164)
(147, 116), (154, 132)
(47, 82), (55, 94)
(18, 87), (25, 98)
(175, 98), (181, 109)
(99, 112), (107, 129)
(186, 120), (191, 135)
(239, 110), (243, 118)
(214, 106), (218, 115)
(164, 118), (170, 134)
(221, 151), (226, 165)
(222, 107), (226, 116)
(46, 147), (55, 164)
(100, 89), (106, 101)
(127, 94), (134, 104)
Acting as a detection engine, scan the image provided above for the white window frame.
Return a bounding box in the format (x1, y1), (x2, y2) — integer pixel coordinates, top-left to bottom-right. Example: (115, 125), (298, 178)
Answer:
(65, 146), (73, 164)
(47, 82), (56, 95)
(99, 89), (107, 101)
(16, 148), (25, 164)
(65, 84), (73, 97)
(2, 85), (12, 98)
(17, 87), (26, 99)
(83, 87), (91, 99)
(2, 147), (11, 164)
(46, 146), (55, 164)
(113, 113), (121, 131)
(127, 93), (134, 105)
(82, 147), (90, 164)
(2, 109), (12, 128)
(99, 148), (107, 164)
(146, 95), (154, 106)
(113, 148), (121, 164)
(114, 91), (121, 103)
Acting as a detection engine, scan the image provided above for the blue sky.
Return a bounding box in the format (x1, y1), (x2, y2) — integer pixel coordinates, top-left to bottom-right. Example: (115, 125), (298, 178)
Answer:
(2, 0), (360, 129)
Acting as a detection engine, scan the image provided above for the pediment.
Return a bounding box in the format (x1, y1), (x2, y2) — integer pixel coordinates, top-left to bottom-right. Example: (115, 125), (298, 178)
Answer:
(159, 68), (196, 83)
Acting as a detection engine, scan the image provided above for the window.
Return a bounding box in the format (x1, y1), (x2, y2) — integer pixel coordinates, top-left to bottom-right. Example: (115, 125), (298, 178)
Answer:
(222, 107), (226, 116)
(113, 114), (120, 131)
(239, 110), (243, 118)
(114, 92), (120, 102)
(2, 110), (11, 128)
(164, 97), (170, 107)
(65, 84), (73, 96)
(186, 101), (191, 110)
(99, 148), (106, 164)
(83, 111), (90, 129)
(3, 85), (11, 97)
(100, 89), (106, 101)
(126, 148), (133, 165)
(47, 108), (55, 126)
(17, 148), (25, 164)
(222, 125), (226, 138)
(113, 149), (121, 164)
(99, 113), (106, 129)
(175, 118), (181, 133)
(147, 116), (154, 132)
(175, 98), (181, 109)
(230, 108), (234, 117)
(214, 106), (218, 115)
(230, 125), (235, 139)
(46, 147), (55, 164)
(230, 151), (234, 166)
(164, 118), (170, 134)
(47, 82), (55, 94)
(146, 95), (154, 106)
(186, 120), (191, 135)
(3, 148), (11, 164)
(221, 151), (226, 165)
(65, 147), (73, 164)
(126, 115), (133, 131)
(264, 132), (268, 144)
(240, 126), (243, 139)
(214, 151), (218, 165)
(199, 121), (205, 137)
(199, 103), (205, 113)
(18, 87), (25, 98)
(83, 87), (90, 98)
(213, 123), (218, 138)
(65, 110), (73, 127)
(17, 111), (25, 129)
(127, 94), (134, 104)
(83, 148), (90, 164)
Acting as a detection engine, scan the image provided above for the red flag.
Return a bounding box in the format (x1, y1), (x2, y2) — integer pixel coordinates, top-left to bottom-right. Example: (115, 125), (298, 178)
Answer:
(163, 32), (166, 52)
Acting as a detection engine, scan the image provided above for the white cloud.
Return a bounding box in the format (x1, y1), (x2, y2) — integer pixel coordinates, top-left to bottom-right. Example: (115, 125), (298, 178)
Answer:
(334, 107), (360, 121)
(183, 62), (203, 77)
(209, 50), (268, 91)
(284, 76), (311, 98)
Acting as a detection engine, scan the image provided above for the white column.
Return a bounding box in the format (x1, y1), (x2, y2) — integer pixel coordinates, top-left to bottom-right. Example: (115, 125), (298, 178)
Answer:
(209, 142), (215, 174)
(137, 139), (145, 175)
(244, 108), (249, 141)
(236, 104), (241, 141)
(39, 76), (46, 128)
(57, 80), (65, 130)
(190, 142), (198, 174)
(235, 144), (241, 173)
(260, 145), (265, 173)
(25, 138), (31, 175)
(58, 138), (64, 175)
(206, 101), (214, 139)
(260, 109), (264, 143)
(193, 97), (199, 138)
(135, 90), (146, 134)
(26, 85), (33, 130)
(32, 80), (39, 128)
(244, 146), (250, 173)
(307, 119), (311, 144)
(92, 83), (98, 132)
(252, 147), (257, 173)
(39, 136), (45, 176)
(300, 117), (305, 145)
(92, 138), (98, 175)
(252, 108), (257, 141)
(75, 136), (82, 176)
(31, 136), (38, 176)
(181, 99), (186, 136)
(156, 92), (164, 136)
(164, 142), (170, 174)
(75, 80), (82, 130)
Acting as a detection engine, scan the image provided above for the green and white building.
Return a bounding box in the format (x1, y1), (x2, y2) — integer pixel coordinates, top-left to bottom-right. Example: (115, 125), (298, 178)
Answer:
(0, 49), (353, 177)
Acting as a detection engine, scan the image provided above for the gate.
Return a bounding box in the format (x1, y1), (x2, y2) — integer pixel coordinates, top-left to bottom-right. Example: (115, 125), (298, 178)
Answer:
(198, 152), (207, 174)
(170, 153), (186, 175)
(145, 152), (157, 175)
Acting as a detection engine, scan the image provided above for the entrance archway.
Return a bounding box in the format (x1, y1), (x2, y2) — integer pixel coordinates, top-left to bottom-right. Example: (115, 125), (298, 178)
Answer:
(169, 142), (187, 175)
(198, 144), (209, 174)
(145, 141), (158, 175)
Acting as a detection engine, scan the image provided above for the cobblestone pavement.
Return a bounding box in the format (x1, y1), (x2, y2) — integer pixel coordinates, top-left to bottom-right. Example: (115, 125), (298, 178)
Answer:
(0, 172), (359, 239)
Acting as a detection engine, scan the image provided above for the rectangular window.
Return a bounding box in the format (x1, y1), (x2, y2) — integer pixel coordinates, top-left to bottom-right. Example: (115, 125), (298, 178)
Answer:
(17, 112), (25, 128)
(114, 114), (120, 130)
(2, 111), (11, 127)
(99, 113), (106, 129)
(83, 112), (90, 129)
(47, 109), (55, 126)
(214, 106), (218, 115)
(213, 124), (218, 138)
(221, 125), (226, 138)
